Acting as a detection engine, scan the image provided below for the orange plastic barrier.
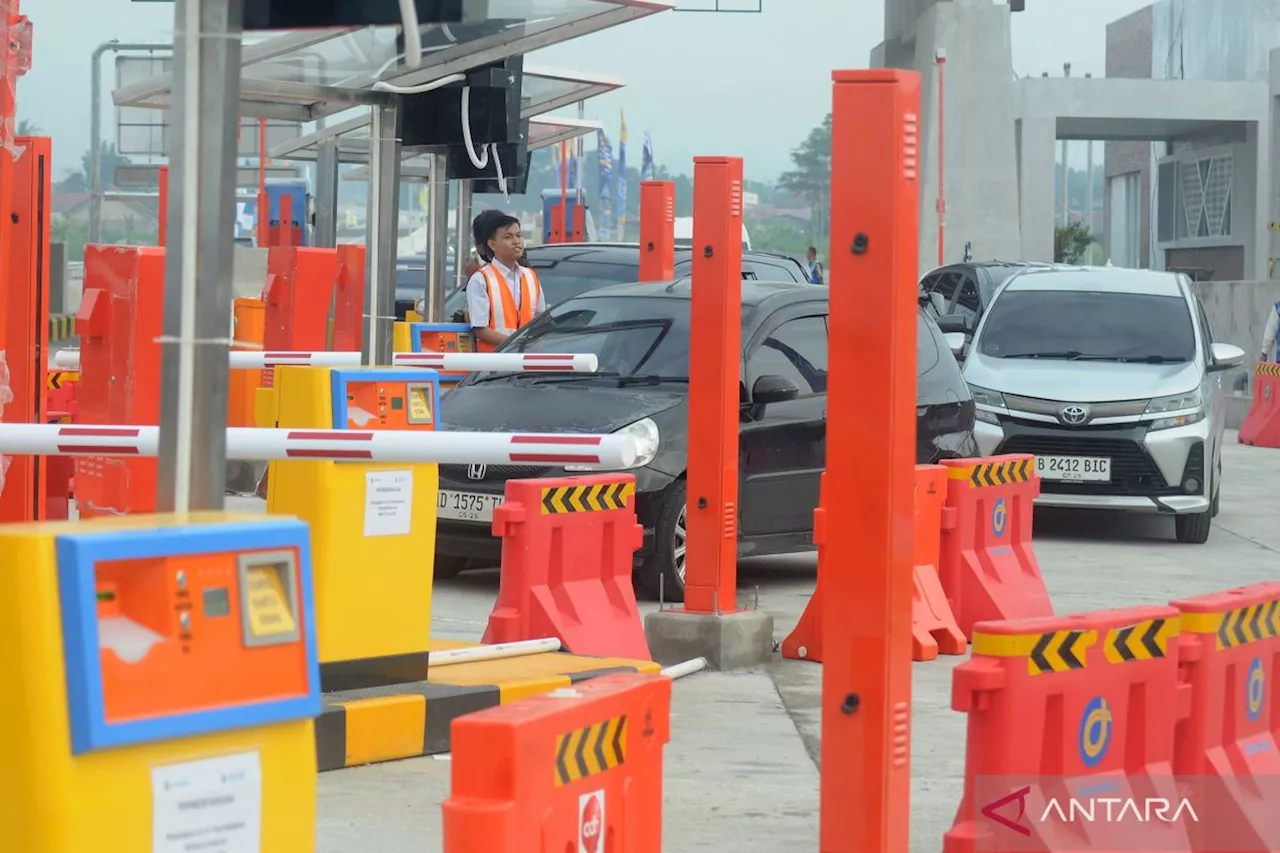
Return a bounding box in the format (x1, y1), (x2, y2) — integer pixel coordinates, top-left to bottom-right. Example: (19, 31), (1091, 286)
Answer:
(945, 604), (1187, 853)
(1239, 362), (1280, 447)
(75, 245), (165, 518)
(783, 467), (965, 663)
(939, 455), (1052, 636)
(228, 297), (265, 427)
(332, 244), (365, 354)
(482, 474), (651, 660)
(260, 246), (338, 388)
(443, 673), (670, 853)
(913, 465), (966, 661)
(1171, 582), (1280, 851)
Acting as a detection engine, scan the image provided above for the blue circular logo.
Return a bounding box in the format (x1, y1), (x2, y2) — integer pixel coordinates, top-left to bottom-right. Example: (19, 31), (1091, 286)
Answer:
(991, 498), (1007, 538)
(1079, 696), (1112, 768)
(1248, 658), (1265, 723)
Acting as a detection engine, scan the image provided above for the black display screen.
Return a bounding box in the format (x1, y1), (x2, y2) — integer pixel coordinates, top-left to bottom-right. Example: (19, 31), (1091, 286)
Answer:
(203, 587), (231, 618)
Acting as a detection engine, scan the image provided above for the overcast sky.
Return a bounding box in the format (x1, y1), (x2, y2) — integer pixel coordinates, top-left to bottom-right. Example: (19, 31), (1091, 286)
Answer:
(19, 0), (1153, 182)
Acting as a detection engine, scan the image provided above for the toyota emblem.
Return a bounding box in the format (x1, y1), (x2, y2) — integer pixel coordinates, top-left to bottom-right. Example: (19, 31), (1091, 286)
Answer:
(467, 464), (486, 480)
(1060, 405), (1089, 425)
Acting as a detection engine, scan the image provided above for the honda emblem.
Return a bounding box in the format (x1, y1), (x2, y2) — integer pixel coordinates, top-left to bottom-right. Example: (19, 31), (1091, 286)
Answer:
(468, 464), (486, 480)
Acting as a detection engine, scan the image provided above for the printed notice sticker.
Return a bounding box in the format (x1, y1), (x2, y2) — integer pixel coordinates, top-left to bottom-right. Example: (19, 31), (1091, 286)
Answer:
(364, 469), (413, 537)
(152, 750), (262, 853)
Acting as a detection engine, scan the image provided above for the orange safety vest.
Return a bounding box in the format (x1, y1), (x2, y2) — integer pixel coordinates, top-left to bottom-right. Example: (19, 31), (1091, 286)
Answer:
(479, 263), (541, 333)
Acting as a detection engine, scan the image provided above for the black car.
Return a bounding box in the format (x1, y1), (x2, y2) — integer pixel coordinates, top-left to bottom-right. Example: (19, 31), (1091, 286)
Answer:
(918, 260), (1055, 332)
(444, 242), (811, 322)
(434, 279), (978, 601)
(396, 254), (458, 320)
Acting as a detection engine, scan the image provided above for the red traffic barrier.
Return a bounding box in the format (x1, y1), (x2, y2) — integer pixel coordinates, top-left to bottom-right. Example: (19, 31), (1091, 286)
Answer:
(945, 604), (1187, 853)
(483, 474), (651, 660)
(1239, 362), (1280, 446)
(1171, 582), (1280, 851)
(939, 455), (1052, 635)
(780, 473), (827, 661)
(913, 465), (966, 661)
(260, 246), (338, 388)
(443, 673), (670, 853)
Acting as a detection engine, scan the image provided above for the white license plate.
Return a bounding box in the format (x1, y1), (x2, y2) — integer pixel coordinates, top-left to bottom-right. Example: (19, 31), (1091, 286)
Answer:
(437, 490), (504, 522)
(1035, 455), (1112, 482)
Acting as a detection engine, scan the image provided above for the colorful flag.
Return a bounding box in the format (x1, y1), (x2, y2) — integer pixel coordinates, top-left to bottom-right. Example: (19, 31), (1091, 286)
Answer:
(596, 129), (615, 235)
(640, 129), (654, 181)
(615, 111), (628, 240)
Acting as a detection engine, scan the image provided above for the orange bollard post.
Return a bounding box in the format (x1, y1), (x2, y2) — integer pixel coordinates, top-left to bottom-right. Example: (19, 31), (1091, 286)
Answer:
(570, 204), (587, 242)
(332, 244), (366, 354)
(483, 474), (650, 660)
(821, 70), (919, 853)
(1170, 582), (1280, 851)
(638, 181), (675, 282)
(781, 473), (828, 662)
(0, 134), (50, 523)
(945, 605), (1187, 853)
(911, 464), (966, 661)
(227, 297), (265, 427)
(443, 673), (671, 853)
(938, 455), (1053, 635)
(1239, 362), (1280, 446)
(259, 246), (339, 389)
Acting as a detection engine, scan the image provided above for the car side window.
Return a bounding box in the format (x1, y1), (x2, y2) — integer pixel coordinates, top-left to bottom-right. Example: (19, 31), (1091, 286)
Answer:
(747, 315), (829, 397)
(743, 260), (790, 282)
(928, 270), (963, 304)
(954, 276), (982, 322)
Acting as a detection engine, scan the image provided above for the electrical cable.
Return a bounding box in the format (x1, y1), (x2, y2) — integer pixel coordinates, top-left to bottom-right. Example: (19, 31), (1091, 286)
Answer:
(372, 72), (463, 95)
(397, 0), (422, 70)
(461, 85), (489, 169)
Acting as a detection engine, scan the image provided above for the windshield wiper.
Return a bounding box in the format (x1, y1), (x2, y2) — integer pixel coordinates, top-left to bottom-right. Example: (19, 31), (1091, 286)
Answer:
(526, 372), (623, 385)
(1001, 351), (1188, 364)
(614, 375), (691, 387)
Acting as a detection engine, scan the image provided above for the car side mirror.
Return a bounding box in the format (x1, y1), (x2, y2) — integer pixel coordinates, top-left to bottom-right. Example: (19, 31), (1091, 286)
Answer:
(937, 313), (972, 335)
(944, 332), (967, 359)
(751, 374), (800, 405)
(1208, 342), (1246, 372)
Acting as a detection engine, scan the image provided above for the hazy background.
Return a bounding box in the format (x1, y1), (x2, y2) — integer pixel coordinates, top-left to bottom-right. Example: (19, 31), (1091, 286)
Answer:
(19, 0), (1152, 182)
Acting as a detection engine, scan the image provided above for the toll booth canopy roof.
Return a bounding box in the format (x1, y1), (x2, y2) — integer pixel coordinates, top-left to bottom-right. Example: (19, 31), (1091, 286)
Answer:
(111, 0), (670, 122)
(268, 66), (619, 162)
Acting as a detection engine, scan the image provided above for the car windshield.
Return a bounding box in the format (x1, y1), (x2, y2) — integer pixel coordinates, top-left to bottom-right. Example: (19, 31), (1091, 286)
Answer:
(469, 295), (693, 383)
(976, 288), (1196, 363)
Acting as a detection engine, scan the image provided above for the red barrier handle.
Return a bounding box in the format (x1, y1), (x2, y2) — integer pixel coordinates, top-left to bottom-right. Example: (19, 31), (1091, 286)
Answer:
(75, 288), (108, 339)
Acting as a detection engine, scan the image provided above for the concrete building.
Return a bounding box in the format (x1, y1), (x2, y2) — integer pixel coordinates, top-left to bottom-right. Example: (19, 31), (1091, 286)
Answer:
(1105, 0), (1280, 280)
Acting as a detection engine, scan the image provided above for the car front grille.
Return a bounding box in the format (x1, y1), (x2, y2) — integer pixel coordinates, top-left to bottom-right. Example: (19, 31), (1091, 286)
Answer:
(998, 432), (1179, 496)
(439, 464), (555, 485)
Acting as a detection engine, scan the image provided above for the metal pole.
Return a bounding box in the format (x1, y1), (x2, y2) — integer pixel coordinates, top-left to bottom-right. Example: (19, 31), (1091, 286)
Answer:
(426, 151), (450, 322)
(364, 104), (400, 366)
(313, 137), (339, 248)
(454, 178), (472, 293)
(155, 0), (244, 513)
(1086, 140), (1095, 240)
(90, 40), (171, 245)
(1060, 62), (1072, 229)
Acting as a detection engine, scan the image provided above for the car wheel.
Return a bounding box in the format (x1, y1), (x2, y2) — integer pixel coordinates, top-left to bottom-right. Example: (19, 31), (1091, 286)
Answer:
(434, 555), (470, 580)
(636, 479), (687, 603)
(1175, 509), (1212, 545)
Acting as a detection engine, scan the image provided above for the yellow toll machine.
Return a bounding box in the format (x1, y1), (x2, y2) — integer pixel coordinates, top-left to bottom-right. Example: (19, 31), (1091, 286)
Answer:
(0, 513), (321, 852)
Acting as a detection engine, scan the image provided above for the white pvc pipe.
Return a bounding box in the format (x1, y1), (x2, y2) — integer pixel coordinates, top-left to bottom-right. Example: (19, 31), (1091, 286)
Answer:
(391, 352), (599, 373)
(54, 350), (364, 371)
(0, 424), (640, 469)
(428, 638), (563, 668)
(661, 658), (708, 680)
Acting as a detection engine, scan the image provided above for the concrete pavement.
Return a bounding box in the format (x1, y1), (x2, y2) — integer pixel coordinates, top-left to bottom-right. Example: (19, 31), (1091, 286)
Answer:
(240, 433), (1280, 851)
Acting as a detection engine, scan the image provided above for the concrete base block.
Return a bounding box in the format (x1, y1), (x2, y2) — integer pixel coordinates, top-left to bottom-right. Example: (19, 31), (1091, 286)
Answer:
(644, 609), (775, 671)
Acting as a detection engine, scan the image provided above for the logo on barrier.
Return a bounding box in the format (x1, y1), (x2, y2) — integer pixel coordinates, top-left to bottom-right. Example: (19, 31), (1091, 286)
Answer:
(579, 790), (605, 853)
(1248, 657), (1266, 723)
(991, 498), (1007, 538)
(1078, 696), (1112, 768)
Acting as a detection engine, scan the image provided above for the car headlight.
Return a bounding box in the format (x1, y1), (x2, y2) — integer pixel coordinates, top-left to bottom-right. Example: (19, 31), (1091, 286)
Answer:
(1145, 390), (1204, 431)
(564, 417), (660, 472)
(968, 384), (1007, 425)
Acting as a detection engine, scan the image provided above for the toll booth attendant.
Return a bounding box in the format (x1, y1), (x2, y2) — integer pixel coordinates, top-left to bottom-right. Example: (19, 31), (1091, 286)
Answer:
(466, 212), (546, 347)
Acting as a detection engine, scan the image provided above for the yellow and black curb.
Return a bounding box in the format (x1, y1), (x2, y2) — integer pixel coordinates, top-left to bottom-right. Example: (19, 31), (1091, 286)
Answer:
(48, 314), (76, 343)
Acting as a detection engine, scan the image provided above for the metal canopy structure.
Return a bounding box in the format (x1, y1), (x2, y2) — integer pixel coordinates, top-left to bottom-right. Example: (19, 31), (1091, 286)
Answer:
(340, 115), (603, 180)
(111, 1), (669, 122)
(265, 65), (621, 163)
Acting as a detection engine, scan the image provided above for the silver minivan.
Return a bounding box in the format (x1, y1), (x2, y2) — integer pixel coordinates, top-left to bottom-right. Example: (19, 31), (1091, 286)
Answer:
(941, 266), (1246, 544)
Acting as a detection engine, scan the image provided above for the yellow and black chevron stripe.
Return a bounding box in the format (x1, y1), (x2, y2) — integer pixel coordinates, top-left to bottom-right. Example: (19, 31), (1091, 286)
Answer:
(555, 714), (627, 786)
(949, 458), (1034, 488)
(46, 370), (78, 390)
(1104, 617), (1177, 665)
(1181, 599), (1280, 651)
(541, 482), (635, 514)
(1256, 362), (1280, 378)
(972, 628), (1096, 676)
(48, 314), (76, 343)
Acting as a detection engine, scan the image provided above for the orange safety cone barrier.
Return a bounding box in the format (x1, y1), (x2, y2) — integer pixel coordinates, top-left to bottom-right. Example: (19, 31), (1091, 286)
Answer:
(1170, 582), (1280, 852)
(938, 455), (1052, 636)
(443, 673), (670, 853)
(912, 465), (966, 661)
(483, 474), (651, 660)
(780, 473), (827, 661)
(1239, 362), (1280, 446)
(945, 604), (1188, 853)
